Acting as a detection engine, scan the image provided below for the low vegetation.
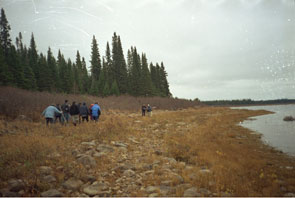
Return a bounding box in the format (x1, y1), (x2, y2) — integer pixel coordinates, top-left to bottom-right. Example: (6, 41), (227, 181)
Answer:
(0, 87), (295, 196)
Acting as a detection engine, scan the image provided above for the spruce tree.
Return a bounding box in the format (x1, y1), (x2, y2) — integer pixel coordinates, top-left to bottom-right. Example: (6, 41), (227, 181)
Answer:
(81, 57), (89, 94)
(47, 47), (58, 91)
(38, 53), (51, 91)
(0, 8), (12, 55)
(0, 44), (13, 85)
(28, 33), (39, 89)
(111, 33), (128, 94)
(103, 82), (110, 96)
(75, 50), (83, 92)
(110, 80), (120, 96)
(7, 45), (24, 87)
(141, 53), (153, 96)
(105, 42), (113, 86)
(160, 62), (171, 97)
(90, 35), (101, 95)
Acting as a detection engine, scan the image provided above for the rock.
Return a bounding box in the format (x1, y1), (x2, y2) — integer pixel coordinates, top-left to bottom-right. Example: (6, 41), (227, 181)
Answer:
(47, 152), (61, 158)
(39, 166), (53, 175)
(123, 169), (136, 177)
(199, 188), (211, 196)
(77, 155), (97, 167)
(146, 186), (159, 194)
(81, 141), (96, 146)
(165, 157), (177, 164)
(183, 187), (201, 197)
(56, 166), (64, 171)
(17, 115), (32, 122)
(62, 178), (83, 190)
(41, 189), (64, 197)
(83, 182), (109, 196)
(93, 152), (107, 158)
(177, 183), (192, 191)
(170, 173), (184, 184)
(0, 188), (19, 197)
(113, 142), (128, 148)
(8, 179), (25, 192)
(42, 175), (57, 183)
(199, 169), (211, 174)
(154, 150), (162, 155)
(284, 193), (295, 197)
(149, 193), (159, 197)
(96, 144), (114, 153)
(81, 175), (96, 183)
(161, 180), (173, 186)
(159, 186), (176, 196)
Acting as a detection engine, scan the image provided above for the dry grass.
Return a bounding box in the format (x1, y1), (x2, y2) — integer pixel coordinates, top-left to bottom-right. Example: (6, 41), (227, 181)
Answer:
(0, 91), (295, 196)
(0, 86), (201, 120)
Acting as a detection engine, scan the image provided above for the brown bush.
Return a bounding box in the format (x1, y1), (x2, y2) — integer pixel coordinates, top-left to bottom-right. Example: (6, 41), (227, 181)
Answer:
(0, 86), (202, 120)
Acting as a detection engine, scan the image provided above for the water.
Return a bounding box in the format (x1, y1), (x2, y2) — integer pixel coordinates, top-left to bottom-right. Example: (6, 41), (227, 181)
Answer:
(233, 105), (295, 156)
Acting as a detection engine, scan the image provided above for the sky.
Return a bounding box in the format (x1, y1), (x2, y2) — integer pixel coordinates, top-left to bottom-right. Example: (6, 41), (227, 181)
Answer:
(1, 0), (295, 100)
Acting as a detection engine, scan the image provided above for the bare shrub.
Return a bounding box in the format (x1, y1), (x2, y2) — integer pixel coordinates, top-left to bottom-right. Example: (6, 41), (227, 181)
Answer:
(0, 86), (202, 120)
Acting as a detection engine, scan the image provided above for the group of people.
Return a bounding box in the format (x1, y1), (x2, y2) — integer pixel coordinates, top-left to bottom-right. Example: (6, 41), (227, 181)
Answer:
(141, 104), (152, 116)
(42, 100), (101, 126)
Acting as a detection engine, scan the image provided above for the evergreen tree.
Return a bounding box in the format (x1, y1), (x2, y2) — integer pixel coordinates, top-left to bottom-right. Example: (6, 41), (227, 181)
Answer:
(90, 35), (101, 95)
(111, 33), (128, 93)
(0, 8), (12, 55)
(150, 62), (160, 96)
(103, 82), (110, 96)
(47, 47), (58, 91)
(57, 50), (68, 92)
(38, 53), (51, 91)
(160, 62), (171, 97)
(110, 80), (120, 96)
(129, 47), (142, 96)
(16, 33), (36, 90)
(7, 45), (24, 87)
(81, 57), (89, 94)
(105, 42), (113, 86)
(0, 44), (13, 85)
(28, 33), (39, 89)
(141, 53), (153, 96)
(75, 50), (83, 92)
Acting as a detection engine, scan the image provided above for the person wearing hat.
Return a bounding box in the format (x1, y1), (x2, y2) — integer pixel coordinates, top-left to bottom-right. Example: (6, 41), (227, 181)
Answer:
(42, 104), (63, 126)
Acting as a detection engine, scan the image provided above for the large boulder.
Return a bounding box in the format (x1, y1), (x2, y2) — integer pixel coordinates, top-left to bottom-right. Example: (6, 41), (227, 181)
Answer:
(183, 187), (201, 197)
(83, 182), (109, 196)
(77, 155), (97, 167)
(8, 179), (25, 192)
(41, 189), (64, 197)
(62, 178), (83, 190)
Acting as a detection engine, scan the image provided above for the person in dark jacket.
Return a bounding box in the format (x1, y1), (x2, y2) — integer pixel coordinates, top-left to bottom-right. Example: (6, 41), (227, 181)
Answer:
(141, 104), (146, 116)
(77, 102), (81, 123)
(55, 104), (62, 123)
(61, 100), (70, 123)
(79, 102), (89, 122)
(70, 101), (80, 126)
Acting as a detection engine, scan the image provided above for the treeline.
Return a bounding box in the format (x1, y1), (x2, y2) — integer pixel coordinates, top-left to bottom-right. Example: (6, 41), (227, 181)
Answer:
(0, 8), (171, 97)
(202, 99), (295, 106)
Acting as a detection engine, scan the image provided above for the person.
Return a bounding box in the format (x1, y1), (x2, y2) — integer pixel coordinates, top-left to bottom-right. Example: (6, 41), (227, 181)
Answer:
(77, 102), (81, 123)
(61, 100), (70, 123)
(55, 104), (62, 123)
(89, 103), (94, 120)
(70, 101), (80, 126)
(91, 102), (101, 122)
(141, 104), (146, 116)
(42, 104), (63, 126)
(79, 102), (89, 122)
(147, 104), (152, 117)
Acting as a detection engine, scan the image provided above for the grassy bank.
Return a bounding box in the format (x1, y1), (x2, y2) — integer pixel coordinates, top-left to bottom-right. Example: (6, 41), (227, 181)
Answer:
(0, 106), (294, 196)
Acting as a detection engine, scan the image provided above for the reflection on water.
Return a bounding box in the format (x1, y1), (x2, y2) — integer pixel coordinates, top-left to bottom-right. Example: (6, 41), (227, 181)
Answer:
(233, 105), (295, 156)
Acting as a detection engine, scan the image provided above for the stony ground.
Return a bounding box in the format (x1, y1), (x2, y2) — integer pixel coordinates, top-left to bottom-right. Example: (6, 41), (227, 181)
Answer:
(1, 107), (295, 197)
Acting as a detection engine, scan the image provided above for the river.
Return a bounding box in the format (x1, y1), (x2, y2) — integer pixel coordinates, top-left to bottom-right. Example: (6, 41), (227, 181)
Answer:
(233, 105), (295, 157)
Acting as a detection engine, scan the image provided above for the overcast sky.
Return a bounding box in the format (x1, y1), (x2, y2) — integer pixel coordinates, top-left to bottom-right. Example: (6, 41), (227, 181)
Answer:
(1, 0), (295, 100)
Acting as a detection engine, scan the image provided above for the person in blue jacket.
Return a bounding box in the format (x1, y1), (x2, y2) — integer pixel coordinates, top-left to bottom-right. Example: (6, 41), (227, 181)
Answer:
(91, 102), (101, 122)
(42, 104), (63, 126)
